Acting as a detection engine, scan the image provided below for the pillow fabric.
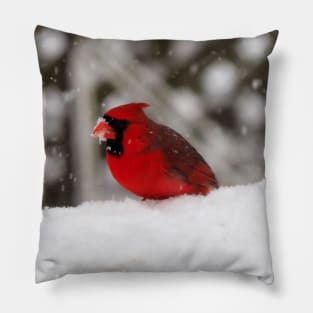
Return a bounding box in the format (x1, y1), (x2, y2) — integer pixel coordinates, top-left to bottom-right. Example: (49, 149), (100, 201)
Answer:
(35, 26), (278, 284)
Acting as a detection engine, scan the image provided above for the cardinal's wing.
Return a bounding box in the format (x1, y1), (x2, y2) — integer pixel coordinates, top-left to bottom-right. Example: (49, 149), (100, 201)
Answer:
(150, 123), (218, 189)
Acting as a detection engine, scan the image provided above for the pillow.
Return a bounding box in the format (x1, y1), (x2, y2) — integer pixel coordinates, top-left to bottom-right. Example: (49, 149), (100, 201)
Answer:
(35, 25), (278, 284)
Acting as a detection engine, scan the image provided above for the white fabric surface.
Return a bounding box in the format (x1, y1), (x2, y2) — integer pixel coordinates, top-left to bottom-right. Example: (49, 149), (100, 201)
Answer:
(36, 180), (273, 283)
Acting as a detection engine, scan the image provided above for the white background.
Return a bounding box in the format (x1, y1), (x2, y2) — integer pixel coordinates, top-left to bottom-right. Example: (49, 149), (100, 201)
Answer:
(1, 0), (312, 312)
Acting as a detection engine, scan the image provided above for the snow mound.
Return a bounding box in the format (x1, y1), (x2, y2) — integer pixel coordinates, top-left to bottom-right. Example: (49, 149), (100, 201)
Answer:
(36, 180), (273, 284)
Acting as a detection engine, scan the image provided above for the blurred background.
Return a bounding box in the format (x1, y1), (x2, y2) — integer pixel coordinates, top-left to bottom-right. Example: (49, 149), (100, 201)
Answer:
(35, 26), (277, 208)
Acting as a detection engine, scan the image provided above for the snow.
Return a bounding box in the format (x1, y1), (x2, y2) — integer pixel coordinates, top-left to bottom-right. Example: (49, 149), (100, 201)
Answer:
(201, 60), (239, 106)
(36, 27), (68, 63)
(36, 180), (273, 284)
(251, 78), (263, 90)
(170, 41), (203, 64)
(169, 88), (204, 122)
(235, 90), (265, 129)
(235, 33), (272, 63)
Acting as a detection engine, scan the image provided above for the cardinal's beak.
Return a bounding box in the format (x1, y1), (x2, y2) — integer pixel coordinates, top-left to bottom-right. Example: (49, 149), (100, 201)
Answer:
(92, 118), (116, 140)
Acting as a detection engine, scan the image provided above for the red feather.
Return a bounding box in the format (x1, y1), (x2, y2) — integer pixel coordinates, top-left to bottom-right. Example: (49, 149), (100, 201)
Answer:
(94, 103), (218, 199)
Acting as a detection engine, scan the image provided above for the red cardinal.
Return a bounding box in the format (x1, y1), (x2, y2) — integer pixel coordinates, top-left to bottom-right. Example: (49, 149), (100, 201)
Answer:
(92, 103), (218, 199)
